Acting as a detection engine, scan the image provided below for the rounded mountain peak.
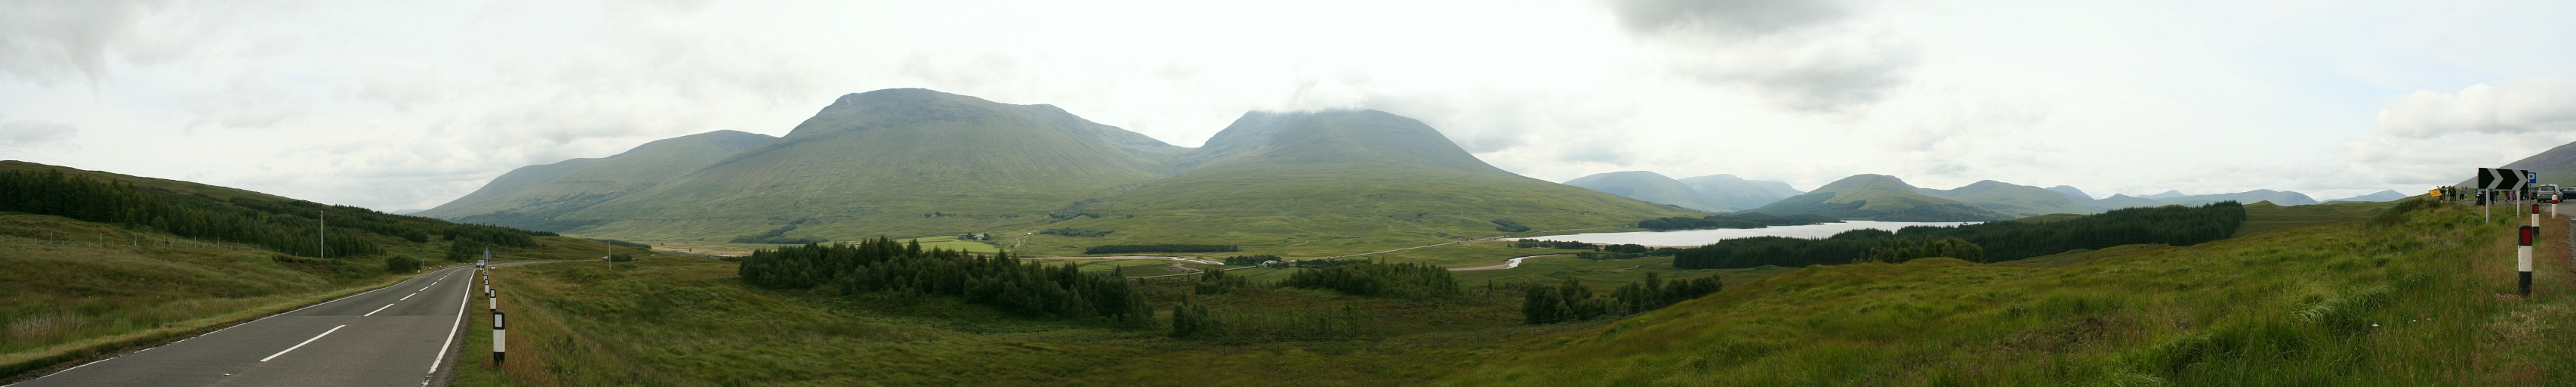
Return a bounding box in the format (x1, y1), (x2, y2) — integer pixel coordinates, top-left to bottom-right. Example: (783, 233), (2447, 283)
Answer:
(1176, 110), (1503, 174)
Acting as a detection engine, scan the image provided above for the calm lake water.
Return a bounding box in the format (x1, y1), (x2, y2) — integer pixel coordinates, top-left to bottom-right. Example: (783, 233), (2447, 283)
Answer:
(1534, 221), (1980, 246)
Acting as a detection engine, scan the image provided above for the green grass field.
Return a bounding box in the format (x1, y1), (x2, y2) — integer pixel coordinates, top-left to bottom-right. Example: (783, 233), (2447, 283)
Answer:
(1434, 200), (2576, 385)
(2236, 200), (2405, 237)
(442, 196), (2569, 386)
(450, 255), (1548, 386)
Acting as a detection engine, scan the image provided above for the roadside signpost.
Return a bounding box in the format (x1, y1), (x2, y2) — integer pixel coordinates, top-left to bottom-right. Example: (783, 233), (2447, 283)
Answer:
(2479, 168), (2534, 222)
(492, 311), (507, 365)
(2519, 225), (2536, 297)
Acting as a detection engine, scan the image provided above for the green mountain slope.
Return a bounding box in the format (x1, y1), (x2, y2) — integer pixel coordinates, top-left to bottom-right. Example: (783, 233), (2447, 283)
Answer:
(556, 88), (1188, 241)
(2326, 190), (2408, 202)
(1917, 180), (2096, 216)
(1747, 174), (2015, 221)
(416, 130), (775, 230)
(1565, 171), (1737, 212)
(2044, 184), (2103, 209)
(1677, 174), (1804, 209)
(1037, 110), (1696, 249)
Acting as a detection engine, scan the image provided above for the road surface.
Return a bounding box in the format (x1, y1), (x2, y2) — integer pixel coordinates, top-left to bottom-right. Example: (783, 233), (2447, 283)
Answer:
(8, 264), (520, 387)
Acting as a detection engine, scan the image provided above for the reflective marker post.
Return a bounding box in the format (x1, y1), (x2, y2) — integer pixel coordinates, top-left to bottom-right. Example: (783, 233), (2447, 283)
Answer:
(492, 311), (507, 365)
(2519, 225), (2536, 297)
(2534, 203), (2543, 226)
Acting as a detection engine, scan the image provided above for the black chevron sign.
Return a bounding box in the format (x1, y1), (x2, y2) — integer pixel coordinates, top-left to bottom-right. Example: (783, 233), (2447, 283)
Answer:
(2478, 168), (2530, 190)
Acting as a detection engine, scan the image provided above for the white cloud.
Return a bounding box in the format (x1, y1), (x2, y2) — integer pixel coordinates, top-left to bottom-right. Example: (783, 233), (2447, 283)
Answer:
(2375, 78), (2576, 138)
(0, 0), (156, 86)
(0, 0), (2568, 211)
(0, 119), (79, 147)
(1606, 0), (1916, 114)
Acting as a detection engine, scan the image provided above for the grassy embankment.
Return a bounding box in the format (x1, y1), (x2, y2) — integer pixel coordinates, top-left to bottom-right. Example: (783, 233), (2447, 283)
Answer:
(1436, 198), (2576, 385)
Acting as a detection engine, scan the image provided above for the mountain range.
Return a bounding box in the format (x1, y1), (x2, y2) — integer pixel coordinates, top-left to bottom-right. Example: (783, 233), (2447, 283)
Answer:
(1746, 175), (2018, 221)
(421, 88), (1690, 249)
(1565, 170), (2386, 221)
(1564, 172), (1746, 212)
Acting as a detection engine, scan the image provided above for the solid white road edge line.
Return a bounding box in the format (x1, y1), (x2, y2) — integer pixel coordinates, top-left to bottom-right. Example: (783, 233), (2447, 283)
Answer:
(365, 303), (394, 317)
(260, 324), (347, 362)
(428, 266), (470, 374)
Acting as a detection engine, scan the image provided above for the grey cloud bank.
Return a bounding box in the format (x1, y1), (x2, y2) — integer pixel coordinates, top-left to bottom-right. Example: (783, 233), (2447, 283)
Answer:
(0, 0), (2571, 210)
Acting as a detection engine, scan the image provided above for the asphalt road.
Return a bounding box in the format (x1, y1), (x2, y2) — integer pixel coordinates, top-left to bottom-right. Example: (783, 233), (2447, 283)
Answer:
(9, 265), (496, 387)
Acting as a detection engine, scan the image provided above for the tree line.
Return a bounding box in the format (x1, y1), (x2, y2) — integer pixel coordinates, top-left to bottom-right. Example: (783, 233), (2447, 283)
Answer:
(0, 168), (542, 259)
(1865, 237), (1983, 263)
(1522, 272), (1723, 324)
(1511, 240), (1597, 249)
(1220, 255), (1283, 266)
(1635, 212), (1838, 231)
(1084, 244), (1239, 254)
(1277, 261), (1460, 299)
(737, 237), (1155, 328)
(1672, 202), (2245, 269)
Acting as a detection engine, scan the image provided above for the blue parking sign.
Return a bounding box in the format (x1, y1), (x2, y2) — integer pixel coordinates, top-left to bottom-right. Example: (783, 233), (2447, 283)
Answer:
(2528, 171), (2539, 184)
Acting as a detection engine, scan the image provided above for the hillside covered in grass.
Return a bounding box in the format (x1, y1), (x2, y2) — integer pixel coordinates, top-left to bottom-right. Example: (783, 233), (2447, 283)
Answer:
(419, 90), (1693, 252)
(1029, 110), (1695, 252)
(416, 129), (775, 231)
(439, 195), (2570, 385)
(1437, 198), (2575, 385)
(558, 88), (1192, 242)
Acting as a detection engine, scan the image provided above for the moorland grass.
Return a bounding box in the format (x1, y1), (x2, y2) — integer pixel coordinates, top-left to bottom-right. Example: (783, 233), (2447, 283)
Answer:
(1432, 200), (2576, 385)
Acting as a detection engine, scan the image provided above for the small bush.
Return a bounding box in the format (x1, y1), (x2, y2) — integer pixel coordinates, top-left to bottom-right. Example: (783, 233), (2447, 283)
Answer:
(385, 255), (423, 274)
(1194, 268), (1250, 295)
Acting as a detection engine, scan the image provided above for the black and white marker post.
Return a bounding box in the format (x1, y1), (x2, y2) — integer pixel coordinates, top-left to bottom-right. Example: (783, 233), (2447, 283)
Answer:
(2519, 224), (2536, 297)
(492, 310), (507, 365)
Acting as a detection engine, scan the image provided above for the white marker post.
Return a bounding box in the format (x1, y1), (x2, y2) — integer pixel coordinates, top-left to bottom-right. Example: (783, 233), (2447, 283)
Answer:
(2534, 203), (2543, 227)
(2519, 225), (2536, 297)
(491, 311), (507, 365)
(488, 289), (498, 314)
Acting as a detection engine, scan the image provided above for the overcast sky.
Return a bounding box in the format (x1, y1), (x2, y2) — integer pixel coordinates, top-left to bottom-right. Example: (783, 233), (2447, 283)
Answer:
(5, 0), (2574, 211)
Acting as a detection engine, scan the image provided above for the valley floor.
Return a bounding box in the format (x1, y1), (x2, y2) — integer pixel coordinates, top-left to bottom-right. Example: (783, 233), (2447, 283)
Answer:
(445, 199), (2576, 385)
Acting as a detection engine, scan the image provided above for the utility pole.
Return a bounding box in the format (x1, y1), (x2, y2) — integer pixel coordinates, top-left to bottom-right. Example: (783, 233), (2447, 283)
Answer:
(318, 209), (327, 259)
